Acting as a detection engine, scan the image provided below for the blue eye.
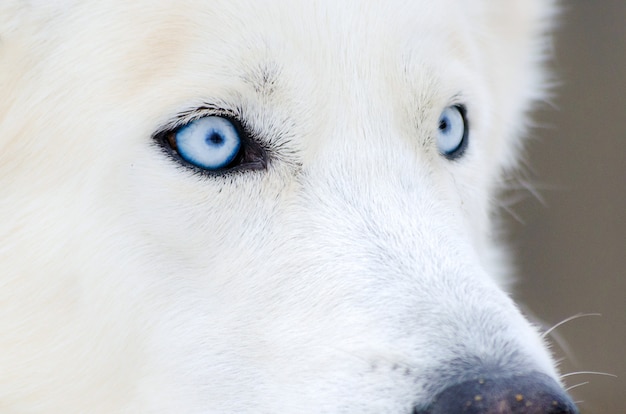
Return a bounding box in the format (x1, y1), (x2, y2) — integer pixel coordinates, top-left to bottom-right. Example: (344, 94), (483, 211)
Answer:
(437, 105), (468, 159)
(172, 116), (242, 170)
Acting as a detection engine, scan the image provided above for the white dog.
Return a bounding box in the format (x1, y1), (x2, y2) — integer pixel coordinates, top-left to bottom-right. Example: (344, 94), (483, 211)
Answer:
(0, 1), (577, 413)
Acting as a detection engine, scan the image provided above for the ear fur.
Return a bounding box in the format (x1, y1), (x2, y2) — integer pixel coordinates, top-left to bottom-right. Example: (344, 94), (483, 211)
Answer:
(480, 0), (559, 171)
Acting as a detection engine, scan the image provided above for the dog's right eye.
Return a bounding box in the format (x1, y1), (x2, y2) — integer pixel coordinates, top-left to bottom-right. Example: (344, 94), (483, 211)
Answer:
(158, 115), (266, 173)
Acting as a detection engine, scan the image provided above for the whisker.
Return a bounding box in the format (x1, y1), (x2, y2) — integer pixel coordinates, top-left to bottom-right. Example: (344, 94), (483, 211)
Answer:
(517, 177), (547, 206)
(560, 371), (617, 379)
(565, 381), (589, 392)
(542, 313), (602, 338)
(499, 203), (526, 225)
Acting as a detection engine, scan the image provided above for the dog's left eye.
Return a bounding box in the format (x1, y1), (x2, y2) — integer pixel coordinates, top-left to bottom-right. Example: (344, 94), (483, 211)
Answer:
(437, 105), (468, 160)
(159, 115), (266, 172)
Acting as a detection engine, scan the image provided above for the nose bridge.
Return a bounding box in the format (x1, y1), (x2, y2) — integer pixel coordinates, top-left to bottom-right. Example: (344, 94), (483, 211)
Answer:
(302, 135), (452, 269)
(296, 132), (559, 385)
(301, 127), (490, 317)
(292, 97), (560, 379)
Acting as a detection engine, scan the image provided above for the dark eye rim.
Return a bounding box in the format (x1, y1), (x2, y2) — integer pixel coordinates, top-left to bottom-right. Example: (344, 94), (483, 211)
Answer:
(440, 104), (469, 161)
(153, 114), (268, 176)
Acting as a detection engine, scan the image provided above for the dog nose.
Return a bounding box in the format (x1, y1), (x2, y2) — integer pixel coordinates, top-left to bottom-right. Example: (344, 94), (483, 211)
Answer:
(414, 372), (578, 414)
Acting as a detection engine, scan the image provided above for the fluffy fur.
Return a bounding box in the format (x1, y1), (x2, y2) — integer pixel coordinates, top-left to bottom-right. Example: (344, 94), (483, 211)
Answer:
(0, 1), (564, 412)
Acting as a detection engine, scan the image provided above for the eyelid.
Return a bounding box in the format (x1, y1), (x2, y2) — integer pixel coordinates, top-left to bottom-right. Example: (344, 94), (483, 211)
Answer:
(155, 106), (241, 137)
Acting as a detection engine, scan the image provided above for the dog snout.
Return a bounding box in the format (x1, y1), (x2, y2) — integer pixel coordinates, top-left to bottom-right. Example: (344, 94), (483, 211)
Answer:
(414, 372), (578, 414)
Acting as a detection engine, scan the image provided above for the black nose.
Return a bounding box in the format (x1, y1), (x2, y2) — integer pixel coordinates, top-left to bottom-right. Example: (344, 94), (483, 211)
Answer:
(414, 372), (578, 414)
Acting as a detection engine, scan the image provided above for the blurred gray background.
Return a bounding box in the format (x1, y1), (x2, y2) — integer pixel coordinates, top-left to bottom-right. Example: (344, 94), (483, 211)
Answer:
(509, 1), (625, 412)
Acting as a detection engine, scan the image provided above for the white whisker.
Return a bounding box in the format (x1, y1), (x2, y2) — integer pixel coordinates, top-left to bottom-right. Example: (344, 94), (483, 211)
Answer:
(560, 371), (617, 379)
(565, 381), (589, 392)
(517, 177), (547, 206)
(542, 313), (602, 338)
(499, 203), (526, 225)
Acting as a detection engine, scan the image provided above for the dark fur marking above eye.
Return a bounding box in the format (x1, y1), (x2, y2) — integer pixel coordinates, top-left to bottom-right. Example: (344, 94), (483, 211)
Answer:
(241, 62), (282, 96)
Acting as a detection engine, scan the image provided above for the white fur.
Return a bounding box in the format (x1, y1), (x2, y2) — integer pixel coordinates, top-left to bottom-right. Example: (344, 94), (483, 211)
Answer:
(0, 1), (560, 412)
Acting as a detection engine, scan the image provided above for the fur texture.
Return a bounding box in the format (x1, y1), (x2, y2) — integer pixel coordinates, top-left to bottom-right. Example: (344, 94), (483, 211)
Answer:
(0, 0), (564, 412)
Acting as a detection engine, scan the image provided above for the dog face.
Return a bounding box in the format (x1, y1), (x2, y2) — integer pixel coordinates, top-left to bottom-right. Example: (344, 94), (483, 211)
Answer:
(0, 0), (575, 412)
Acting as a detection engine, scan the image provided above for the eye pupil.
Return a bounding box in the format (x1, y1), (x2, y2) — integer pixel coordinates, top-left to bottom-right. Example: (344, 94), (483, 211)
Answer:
(439, 119), (448, 131)
(207, 132), (225, 145)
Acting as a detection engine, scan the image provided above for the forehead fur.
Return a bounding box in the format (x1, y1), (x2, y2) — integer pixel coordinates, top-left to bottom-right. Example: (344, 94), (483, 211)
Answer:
(0, 0), (554, 170)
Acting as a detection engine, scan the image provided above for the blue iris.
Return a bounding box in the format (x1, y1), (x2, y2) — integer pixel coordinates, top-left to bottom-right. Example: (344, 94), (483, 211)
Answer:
(437, 106), (466, 158)
(174, 116), (241, 170)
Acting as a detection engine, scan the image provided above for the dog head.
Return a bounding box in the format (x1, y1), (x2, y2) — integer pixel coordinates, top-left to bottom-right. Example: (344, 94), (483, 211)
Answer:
(0, 0), (576, 412)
